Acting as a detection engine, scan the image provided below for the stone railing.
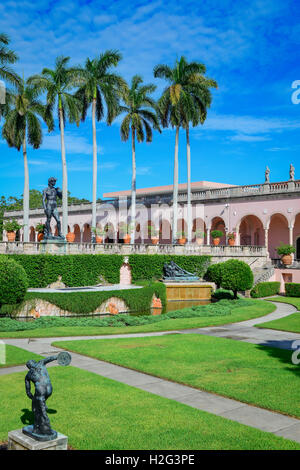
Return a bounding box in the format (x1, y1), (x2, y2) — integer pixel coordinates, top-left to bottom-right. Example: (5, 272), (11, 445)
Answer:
(0, 241), (268, 258)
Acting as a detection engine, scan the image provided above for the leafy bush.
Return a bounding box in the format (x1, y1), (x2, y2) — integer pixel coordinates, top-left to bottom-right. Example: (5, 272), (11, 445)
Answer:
(220, 259), (254, 298)
(211, 230), (224, 239)
(204, 263), (224, 288)
(129, 254), (211, 282)
(250, 282), (280, 298)
(213, 288), (235, 300)
(285, 283), (300, 297)
(1, 282), (167, 316)
(276, 243), (295, 256)
(3, 219), (22, 232)
(0, 258), (28, 308)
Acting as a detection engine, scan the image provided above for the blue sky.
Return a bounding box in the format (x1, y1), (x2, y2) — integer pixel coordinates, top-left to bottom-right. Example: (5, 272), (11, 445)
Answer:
(0, 0), (300, 200)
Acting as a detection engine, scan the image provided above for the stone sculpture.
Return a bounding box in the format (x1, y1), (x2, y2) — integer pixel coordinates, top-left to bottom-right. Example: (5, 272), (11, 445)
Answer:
(42, 177), (64, 240)
(22, 352), (71, 442)
(265, 166), (270, 183)
(289, 164), (295, 181)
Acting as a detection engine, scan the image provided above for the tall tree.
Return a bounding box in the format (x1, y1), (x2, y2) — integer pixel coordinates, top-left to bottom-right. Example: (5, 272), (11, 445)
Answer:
(27, 56), (82, 236)
(0, 33), (19, 117)
(119, 75), (161, 243)
(75, 51), (125, 236)
(2, 79), (53, 241)
(154, 57), (217, 243)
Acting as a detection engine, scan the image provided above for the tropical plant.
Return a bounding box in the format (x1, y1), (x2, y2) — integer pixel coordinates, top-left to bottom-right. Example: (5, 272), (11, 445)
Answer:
(27, 56), (82, 236)
(211, 230), (224, 239)
(0, 33), (19, 118)
(75, 51), (125, 234)
(2, 79), (53, 241)
(35, 222), (45, 234)
(176, 231), (186, 239)
(276, 243), (296, 256)
(148, 225), (159, 238)
(118, 75), (161, 243)
(91, 226), (106, 236)
(227, 232), (236, 240)
(3, 219), (22, 232)
(194, 229), (205, 238)
(154, 56), (217, 243)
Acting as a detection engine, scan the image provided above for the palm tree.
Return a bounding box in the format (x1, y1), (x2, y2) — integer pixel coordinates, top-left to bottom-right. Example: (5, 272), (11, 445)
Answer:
(118, 75), (161, 243)
(75, 51), (125, 236)
(0, 33), (19, 117)
(2, 79), (54, 242)
(154, 57), (217, 243)
(27, 56), (82, 236)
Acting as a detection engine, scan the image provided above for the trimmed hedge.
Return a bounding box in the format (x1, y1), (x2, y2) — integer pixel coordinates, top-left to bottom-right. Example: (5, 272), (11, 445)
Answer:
(1, 283), (167, 316)
(1, 254), (211, 288)
(128, 254), (211, 282)
(285, 283), (300, 297)
(250, 282), (281, 298)
(0, 299), (251, 332)
(0, 254), (124, 287)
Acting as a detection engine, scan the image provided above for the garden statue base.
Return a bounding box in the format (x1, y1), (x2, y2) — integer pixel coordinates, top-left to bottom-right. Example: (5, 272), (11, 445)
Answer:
(8, 429), (68, 450)
(163, 282), (213, 301)
(39, 239), (67, 255)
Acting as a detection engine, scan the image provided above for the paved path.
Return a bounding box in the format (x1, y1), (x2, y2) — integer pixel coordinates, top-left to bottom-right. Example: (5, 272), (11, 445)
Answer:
(2, 300), (300, 445)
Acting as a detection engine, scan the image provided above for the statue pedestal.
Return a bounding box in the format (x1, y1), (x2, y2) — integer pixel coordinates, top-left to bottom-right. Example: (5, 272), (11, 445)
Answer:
(39, 239), (67, 255)
(8, 429), (68, 450)
(163, 282), (213, 301)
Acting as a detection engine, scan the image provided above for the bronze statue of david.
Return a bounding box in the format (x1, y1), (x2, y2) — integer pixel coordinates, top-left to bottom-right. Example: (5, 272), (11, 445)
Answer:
(42, 177), (64, 240)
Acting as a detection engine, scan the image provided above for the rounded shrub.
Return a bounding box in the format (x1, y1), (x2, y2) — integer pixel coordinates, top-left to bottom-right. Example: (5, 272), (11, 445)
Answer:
(204, 262), (225, 288)
(213, 288), (235, 300)
(0, 258), (28, 307)
(220, 259), (254, 299)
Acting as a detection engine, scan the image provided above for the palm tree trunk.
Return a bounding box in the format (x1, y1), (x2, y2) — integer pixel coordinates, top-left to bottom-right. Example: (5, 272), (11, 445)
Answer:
(172, 125), (179, 244)
(131, 126), (136, 244)
(186, 124), (192, 244)
(91, 96), (97, 238)
(22, 133), (29, 242)
(59, 102), (68, 238)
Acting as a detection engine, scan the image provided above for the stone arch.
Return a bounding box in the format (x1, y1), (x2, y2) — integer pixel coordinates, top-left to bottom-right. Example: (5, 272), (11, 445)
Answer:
(177, 218), (188, 239)
(82, 223), (91, 243)
(268, 213), (289, 259)
(159, 219), (172, 244)
(238, 215), (264, 246)
(192, 217), (206, 243)
(211, 217), (226, 245)
(29, 226), (36, 242)
(104, 222), (115, 243)
(74, 224), (81, 243)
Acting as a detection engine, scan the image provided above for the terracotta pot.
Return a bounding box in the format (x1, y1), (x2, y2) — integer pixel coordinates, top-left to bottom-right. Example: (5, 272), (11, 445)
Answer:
(37, 232), (44, 242)
(213, 237), (220, 246)
(178, 238), (186, 245)
(95, 236), (103, 244)
(281, 254), (293, 266)
(123, 234), (131, 244)
(196, 238), (204, 245)
(66, 232), (75, 243)
(151, 237), (159, 245)
(7, 231), (16, 242)
(228, 238), (235, 246)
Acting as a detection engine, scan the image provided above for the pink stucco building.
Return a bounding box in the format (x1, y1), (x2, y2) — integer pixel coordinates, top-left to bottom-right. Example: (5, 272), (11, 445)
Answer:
(3, 177), (300, 266)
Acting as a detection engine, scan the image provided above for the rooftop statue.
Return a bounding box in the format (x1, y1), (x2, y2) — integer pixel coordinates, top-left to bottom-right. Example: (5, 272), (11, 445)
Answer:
(265, 166), (270, 183)
(42, 177), (64, 240)
(289, 163), (295, 181)
(22, 352), (71, 442)
(163, 260), (199, 282)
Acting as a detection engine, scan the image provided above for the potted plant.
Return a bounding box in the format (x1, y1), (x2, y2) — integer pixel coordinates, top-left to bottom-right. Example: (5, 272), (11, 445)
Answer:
(211, 230), (224, 246)
(92, 227), (106, 243)
(66, 231), (76, 243)
(194, 229), (205, 245)
(119, 223), (133, 244)
(176, 231), (187, 245)
(276, 242), (295, 266)
(227, 232), (236, 246)
(3, 220), (22, 242)
(148, 225), (159, 244)
(35, 222), (45, 242)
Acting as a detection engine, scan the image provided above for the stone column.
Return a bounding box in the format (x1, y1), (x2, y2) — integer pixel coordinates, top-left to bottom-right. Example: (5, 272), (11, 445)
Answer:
(264, 228), (269, 252)
(206, 228), (210, 246)
(289, 226), (294, 262)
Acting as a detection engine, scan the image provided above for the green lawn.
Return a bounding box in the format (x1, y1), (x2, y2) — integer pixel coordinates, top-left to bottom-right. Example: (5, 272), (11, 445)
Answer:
(0, 300), (275, 338)
(0, 367), (299, 450)
(54, 334), (300, 419)
(258, 297), (300, 333)
(0, 345), (42, 368)
(266, 296), (300, 310)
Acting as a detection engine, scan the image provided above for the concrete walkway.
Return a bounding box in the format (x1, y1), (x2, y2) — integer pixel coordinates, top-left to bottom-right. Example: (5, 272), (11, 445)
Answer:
(2, 300), (300, 444)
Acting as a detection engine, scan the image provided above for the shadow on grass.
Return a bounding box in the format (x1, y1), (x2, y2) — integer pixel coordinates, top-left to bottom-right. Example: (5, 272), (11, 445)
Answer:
(20, 408), (57, 426)
(256, 340), (300, 378)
